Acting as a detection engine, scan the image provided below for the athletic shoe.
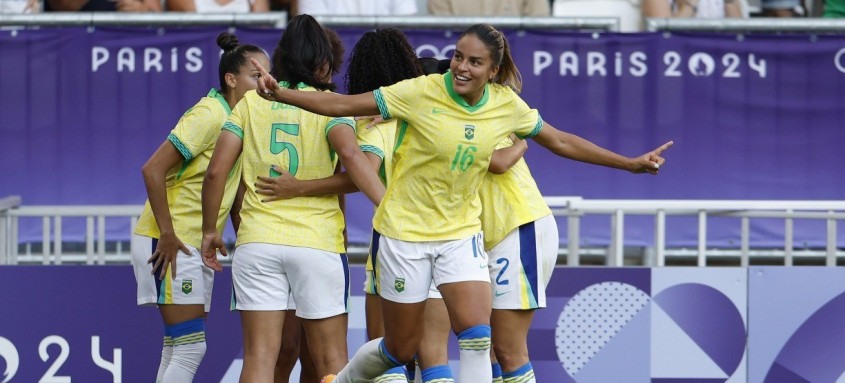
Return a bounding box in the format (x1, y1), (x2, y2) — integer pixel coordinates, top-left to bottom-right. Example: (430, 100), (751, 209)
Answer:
(320, 374), (337, 383)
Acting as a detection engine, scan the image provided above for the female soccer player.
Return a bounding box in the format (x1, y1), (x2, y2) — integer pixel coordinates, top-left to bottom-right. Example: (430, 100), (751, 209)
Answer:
(200, 14), (384, 383)
(131, 32), (268, 382)
(250, 23), (671, 383)
(481, 135), (555, 383)
(256, 28), (466, 383)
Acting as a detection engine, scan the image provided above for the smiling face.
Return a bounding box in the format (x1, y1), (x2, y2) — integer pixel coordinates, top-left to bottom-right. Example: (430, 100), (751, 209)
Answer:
(450, 33), (499, 106)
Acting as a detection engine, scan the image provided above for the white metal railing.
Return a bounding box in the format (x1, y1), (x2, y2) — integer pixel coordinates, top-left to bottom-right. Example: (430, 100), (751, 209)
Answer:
(1, 204), (142, 265)
(2, 197), (843, 266)
(0, 14), (619, 31)
(545, 197), (845, 267)
(646, 17), (845, 32)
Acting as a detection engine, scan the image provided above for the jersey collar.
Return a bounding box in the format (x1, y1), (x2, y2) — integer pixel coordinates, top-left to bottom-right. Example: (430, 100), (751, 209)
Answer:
(444, 70), (490, 113)
(207, 88), (232, 115)
(279, 80), (310, 90)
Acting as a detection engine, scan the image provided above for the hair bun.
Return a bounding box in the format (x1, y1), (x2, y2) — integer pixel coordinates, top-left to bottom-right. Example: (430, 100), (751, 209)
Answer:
(216, 32), (240, 52)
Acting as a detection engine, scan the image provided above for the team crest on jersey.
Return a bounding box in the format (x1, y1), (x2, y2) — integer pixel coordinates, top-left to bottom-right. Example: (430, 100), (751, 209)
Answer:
(394, 278), (405, 293)
(464, 125), (475, 140)
(182, 280), (193, 295)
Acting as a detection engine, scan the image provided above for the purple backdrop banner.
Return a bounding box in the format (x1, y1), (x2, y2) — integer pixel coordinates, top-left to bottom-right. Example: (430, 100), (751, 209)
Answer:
(2, 28), (844, 247)
(18, 265), (841, 382)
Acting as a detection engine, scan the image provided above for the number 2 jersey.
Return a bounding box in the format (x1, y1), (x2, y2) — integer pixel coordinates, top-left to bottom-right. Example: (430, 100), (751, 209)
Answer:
(223, 83), (354, 253)
(373, 72), (543, 242)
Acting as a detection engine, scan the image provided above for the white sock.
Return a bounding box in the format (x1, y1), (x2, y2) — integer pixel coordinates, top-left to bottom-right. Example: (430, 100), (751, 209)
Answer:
(503, 362), (536, 383)
(156, 336), (173, 383)
(162, 341), (206, 382)
(336, 338), (402, 383)
(456, 325), (492, 383)
(161, 318), (207, 383)
(374, 366), (408, 383)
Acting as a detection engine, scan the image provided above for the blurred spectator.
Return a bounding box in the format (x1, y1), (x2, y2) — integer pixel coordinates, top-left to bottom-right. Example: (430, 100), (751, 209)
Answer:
(167, 0), (268, 12)
(271, 0), (293, 12)
(642, 0), (745, 18)
(428, 0), (550, 15)
(553, 0), (641, 31)
(760, 0), (800, 16)
(1, 0), (40, 12)
(296, 0), (417, 15)
(45, 0), (159, 11)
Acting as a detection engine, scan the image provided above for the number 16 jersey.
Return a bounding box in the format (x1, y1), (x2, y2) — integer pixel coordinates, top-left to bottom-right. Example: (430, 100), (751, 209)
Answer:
(372, 72), (543, 242)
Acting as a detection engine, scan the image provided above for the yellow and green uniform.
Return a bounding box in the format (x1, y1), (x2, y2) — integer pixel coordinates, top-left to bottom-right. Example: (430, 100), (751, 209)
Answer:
(357, 118), (403, 289)
(479, 136), (552, 250)
(372, 72), (543, 241)
(223, 83), (354, 253)
(134, 89), (241, 248)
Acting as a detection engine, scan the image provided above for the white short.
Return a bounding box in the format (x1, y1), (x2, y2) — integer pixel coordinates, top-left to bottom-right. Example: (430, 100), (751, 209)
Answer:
(364, 230), (441, 299)
(488, 214), (558, 310)
(130, 234), (214, 312)
(231, 243), (349, 319)
(377, 232), (489, 304)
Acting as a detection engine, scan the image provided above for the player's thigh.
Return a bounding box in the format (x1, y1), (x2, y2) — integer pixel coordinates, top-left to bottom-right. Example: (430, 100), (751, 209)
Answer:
(285, 246), (349, 320)
(377, 235), (433, 304)
(231, 243), (291, 311)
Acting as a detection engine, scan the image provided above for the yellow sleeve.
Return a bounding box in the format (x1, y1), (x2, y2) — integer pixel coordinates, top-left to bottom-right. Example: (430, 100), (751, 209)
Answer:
(510, 93), (544, 139)
(325, 117), (356, 138)
(168, 103), (223, 160)
(222, 97), (250, 140)
(372, 76), (425, 122)
(356, 119), (388, 160)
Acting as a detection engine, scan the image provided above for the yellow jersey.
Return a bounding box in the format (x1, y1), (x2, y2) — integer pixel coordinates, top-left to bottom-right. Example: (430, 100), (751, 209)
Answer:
(223, 83), (354, 253)
(479, 136), (552, 250)
(357, 118), (403, 274)
(372, 72), (543, 241)
(356, 118), (404, 188)
(135, 89), (241, 249)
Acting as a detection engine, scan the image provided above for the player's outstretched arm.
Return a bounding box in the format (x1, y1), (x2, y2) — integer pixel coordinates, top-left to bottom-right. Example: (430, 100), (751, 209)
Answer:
(531, 122), (672, 174)
(250, 57), (380, 118)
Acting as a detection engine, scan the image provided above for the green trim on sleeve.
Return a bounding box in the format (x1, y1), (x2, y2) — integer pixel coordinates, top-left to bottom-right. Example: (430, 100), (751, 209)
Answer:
(517, 115), (544, 140)
(167, 133), (194, 161)
(222, 121), (244, 139)
(325, 118), (355, 137)
(373, 89), (392, 120)
(360, 145), (385, 160)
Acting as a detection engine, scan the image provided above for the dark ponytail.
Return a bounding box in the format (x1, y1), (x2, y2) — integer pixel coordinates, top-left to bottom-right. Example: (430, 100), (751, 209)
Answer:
(461, 24), (523, 93)
(271, 14), (337, 92)
(216, 32), (265, 92)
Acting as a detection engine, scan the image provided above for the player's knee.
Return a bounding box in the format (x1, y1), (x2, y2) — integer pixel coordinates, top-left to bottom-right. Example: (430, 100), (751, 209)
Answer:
(380, 338), (415, 366)
(492, 343), (528, 371)
(457, 324), (492, 352)
(165, 318), (208, 373)
(278, 335), (301, 358)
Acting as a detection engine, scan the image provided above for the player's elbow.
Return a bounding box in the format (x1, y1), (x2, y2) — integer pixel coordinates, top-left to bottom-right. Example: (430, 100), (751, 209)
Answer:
(141, 160), (160, 183)
(203, 164), (227, 185)
(488, 160), (509, 174)
(336, 145), (364, 166)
